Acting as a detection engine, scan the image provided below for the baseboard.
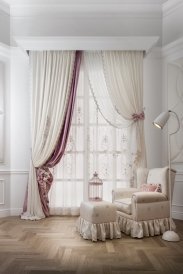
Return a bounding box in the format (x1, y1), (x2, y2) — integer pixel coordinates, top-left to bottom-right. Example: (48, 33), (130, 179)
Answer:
(0, 209), (10, 218)
(172, 211), (183, 220)
(10, 208), (23, 216)
(0, 208), (23, 218)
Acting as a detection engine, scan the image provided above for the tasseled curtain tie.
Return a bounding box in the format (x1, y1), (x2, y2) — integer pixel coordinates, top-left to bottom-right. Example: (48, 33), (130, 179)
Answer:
(36, 167), (53, 216)
(132, 111), (145, 122)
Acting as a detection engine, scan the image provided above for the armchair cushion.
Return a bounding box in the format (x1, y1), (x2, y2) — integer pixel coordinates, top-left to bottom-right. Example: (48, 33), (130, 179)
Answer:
(112, 188), (139, 202)
(140, 183), (162, 193)
(132, 192), (167, 203)
(113, 198), (132, 215)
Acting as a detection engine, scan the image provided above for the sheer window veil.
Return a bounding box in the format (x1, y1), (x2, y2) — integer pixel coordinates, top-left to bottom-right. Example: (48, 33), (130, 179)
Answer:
(102, 51), (146, 169)
(85, 51), (146, 177)
(21, 51), (77, 220)
(84, 52), (131, 129)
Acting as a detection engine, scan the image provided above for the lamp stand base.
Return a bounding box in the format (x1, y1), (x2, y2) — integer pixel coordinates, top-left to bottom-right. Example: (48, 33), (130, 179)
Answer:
(162, 230), (180, 242)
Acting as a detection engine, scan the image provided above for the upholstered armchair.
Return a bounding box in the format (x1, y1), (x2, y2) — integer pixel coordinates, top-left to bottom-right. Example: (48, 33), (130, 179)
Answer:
(112, 167), (176, 238)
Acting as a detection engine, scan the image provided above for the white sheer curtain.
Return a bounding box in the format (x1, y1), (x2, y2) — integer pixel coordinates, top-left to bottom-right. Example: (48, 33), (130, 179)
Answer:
(102, 51), (146, 169)
(22, 51), (75, 220)
(84, 51), (130, 129)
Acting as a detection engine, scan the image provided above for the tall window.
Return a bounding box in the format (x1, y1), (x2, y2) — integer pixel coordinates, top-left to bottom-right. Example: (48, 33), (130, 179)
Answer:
(49, 66), (132, 215)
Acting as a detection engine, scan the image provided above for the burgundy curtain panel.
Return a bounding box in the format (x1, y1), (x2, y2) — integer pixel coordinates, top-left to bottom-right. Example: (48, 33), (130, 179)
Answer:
(36, 51), (82, 216)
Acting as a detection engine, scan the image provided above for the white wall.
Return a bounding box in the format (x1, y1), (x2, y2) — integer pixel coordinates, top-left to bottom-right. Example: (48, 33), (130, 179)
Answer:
(0, 2), (10, 45)
(163, 0), (183, 46)
(144, 49), (163, 168)
(0, 44), (30, 217)
(161, 50), (183, 220)
(161, 0), (183, 219)
(10, 48), (30, 215)
(0, 44), (11, 217)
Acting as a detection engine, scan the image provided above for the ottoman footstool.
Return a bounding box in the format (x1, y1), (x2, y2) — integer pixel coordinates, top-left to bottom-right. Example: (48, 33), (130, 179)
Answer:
(76, 201), (121, 241)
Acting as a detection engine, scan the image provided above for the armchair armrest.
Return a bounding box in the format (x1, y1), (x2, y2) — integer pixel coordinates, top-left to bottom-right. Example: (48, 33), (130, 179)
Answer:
(132, 192), (168, 203)
(112, 188), (139, 202)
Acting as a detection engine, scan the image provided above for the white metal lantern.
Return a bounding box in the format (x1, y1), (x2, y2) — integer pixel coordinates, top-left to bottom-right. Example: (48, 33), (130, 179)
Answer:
(88, 172), (103, 201)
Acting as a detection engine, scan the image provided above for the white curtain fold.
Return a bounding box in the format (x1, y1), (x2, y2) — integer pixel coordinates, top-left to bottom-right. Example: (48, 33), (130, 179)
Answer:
(32, 51), (75, 166)
(22, 51), (75, 220)
(84, 51), (130, 129)
(102, 51), (146, 168)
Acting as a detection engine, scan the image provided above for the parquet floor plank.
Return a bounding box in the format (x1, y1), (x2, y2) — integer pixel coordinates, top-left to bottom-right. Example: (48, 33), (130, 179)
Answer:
(0, 216), (182, 274)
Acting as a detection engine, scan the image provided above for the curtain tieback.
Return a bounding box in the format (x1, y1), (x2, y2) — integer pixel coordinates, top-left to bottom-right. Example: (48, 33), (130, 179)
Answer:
(36, 167), (53, 195)
(132, 111), (145, 121)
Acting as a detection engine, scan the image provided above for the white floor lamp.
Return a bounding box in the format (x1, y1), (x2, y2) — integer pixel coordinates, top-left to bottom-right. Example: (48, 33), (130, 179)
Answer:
(153, 110), (180, 242)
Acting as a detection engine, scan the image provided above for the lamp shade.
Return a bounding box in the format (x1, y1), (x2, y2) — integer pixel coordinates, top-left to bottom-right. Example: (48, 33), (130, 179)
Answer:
(153, 111), (170, 129)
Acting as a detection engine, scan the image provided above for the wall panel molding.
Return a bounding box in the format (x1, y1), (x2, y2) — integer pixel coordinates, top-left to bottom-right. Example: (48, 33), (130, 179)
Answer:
(0, 179), (5, 204)
(0, 62), (5, 163)
(0, 43), (10, 165)
(172, 209), (183, 220)
(0, 170), (28, 175)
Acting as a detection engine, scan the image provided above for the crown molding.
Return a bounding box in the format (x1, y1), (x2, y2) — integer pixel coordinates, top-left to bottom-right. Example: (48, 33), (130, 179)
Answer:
(144, 46), (162, 59)
(4, 0), (163, 17)
(14, 36), (159, 52)
(9, 10), (162, 19)
(162, 37), (183, 60)
(0, 43), (10, 59)
(163, 0), (183, 17)
(0, 0), (9, 14)
(4, 0), (165, 5)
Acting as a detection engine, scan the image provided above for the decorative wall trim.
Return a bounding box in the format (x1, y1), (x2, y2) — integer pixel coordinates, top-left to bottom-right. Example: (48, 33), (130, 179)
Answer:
(162, 37), (183, 60)
(175, 171), (183, 182)
(163, 0), (183, 17)
(0, 209), (10, 218)
(0, 0), (9, 14)
(8, 0), (163, 17)
(0, 42), (10, 59)
(10, 208), (22, 216)
(172, 211), (183, 220)
(0, 170), (28, 175)
(176, 171), (183, 174)
(14, 36), (159, 51)
(144, 46), (162, 59)
(172, 203), (183, 221)
(0, 208), (24, 217)
(0, 43), (10, 165)
(172, 203), (183, 208)
(0, 62), (5, 163)
(0, 179), (5, 204)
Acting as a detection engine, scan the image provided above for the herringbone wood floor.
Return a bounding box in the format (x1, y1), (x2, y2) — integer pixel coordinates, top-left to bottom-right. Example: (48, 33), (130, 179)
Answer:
(0, 216), (182, 274)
